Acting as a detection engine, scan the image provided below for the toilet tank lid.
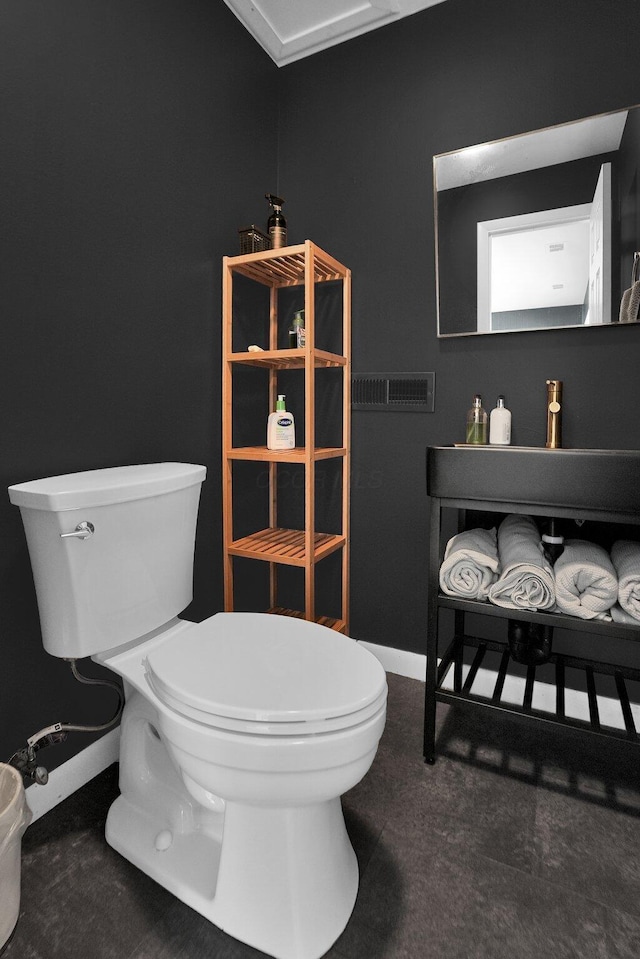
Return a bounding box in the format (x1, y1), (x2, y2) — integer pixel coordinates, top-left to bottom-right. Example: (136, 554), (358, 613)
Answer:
(8, 463), (206, 511)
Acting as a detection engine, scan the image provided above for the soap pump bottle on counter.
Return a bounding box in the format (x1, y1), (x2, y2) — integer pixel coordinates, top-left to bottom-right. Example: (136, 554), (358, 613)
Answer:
(466, 394), (487, 444)
(265, 193), (287, 249)
(267, 395), (295, 450)
(489, 395), (511, 445)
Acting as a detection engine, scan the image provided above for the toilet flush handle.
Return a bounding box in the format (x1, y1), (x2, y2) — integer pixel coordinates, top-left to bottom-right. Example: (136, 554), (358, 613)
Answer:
(60, 521), (95, 540)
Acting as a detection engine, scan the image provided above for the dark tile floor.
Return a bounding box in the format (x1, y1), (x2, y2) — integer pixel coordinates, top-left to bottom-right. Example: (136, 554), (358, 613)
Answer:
(6, 672), (640, 959)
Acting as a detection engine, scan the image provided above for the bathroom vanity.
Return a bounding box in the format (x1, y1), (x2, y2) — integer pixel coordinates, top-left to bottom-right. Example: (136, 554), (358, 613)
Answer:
(424, 445), (640, 763)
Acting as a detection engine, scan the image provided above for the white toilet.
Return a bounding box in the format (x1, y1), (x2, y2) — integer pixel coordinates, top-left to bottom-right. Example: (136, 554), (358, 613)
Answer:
(8, 463), (387, 959)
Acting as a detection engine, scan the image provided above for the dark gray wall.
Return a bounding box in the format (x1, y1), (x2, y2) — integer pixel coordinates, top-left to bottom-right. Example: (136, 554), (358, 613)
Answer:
(278, 0), (640, 655)
(0, 0), (278, 767)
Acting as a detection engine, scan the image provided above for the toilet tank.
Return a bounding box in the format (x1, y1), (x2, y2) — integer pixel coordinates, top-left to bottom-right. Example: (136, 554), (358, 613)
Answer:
(8, 463), (206, 659)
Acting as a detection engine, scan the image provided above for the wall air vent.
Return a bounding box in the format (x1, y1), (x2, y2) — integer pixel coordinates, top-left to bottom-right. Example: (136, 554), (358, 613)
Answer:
(549, 243), (565, 252)
(352, 372), (435, 412)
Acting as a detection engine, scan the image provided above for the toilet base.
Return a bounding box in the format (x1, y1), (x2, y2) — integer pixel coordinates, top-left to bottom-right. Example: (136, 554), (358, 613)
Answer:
(106, 792), (358, 959)
(107, 692), (359, 959)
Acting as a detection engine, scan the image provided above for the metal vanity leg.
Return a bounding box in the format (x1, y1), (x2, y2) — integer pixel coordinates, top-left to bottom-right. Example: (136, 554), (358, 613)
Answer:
(424, 496), (441, 763)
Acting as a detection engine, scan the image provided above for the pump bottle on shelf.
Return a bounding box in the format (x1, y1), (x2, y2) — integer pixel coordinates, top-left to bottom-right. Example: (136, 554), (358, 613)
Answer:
(265, 193), (287, 249)
(267, 394), (295, 450)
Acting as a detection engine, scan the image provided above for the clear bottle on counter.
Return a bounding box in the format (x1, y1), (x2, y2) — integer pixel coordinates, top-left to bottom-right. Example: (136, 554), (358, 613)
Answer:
(489, 395), (511, 445)
(466, 394), (487, 444)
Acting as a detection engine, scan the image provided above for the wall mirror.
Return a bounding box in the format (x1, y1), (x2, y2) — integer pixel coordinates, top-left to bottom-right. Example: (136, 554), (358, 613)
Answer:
(434, 105), (640, 336)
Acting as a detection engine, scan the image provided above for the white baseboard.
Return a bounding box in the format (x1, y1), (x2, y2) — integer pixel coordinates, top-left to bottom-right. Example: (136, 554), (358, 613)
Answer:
(26, 727), (121, 823)
(358, 641), (426, 682)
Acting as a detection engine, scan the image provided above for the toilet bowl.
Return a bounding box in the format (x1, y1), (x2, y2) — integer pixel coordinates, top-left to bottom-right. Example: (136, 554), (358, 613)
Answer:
(98, 612), (386, 959)
(8, 464), (387, 959)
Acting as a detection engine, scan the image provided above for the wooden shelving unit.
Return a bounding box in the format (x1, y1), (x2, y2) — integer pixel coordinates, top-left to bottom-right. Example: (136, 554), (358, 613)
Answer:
(222, 240), (351, 632)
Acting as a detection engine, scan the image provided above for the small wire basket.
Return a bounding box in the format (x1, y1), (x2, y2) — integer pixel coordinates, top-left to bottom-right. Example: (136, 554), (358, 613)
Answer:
(238, 225), (271, 254)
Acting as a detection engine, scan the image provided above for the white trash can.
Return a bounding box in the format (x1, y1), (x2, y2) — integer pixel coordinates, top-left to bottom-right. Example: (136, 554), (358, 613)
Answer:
(0, 764), (32, 952)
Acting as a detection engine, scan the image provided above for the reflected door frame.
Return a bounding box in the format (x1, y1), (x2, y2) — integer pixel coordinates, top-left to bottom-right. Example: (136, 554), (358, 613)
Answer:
(477, 203), (592, 332)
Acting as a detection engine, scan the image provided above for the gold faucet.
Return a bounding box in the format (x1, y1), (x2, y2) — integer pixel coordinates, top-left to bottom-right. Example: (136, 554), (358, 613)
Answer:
(545, 380), (563, 449)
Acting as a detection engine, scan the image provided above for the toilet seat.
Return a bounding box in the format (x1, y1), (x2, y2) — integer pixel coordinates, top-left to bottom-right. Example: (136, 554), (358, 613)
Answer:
(144, 612), (387, 736)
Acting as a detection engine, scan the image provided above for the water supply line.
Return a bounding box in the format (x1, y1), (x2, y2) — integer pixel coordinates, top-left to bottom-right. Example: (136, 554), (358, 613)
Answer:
(6, 659), (124, 786)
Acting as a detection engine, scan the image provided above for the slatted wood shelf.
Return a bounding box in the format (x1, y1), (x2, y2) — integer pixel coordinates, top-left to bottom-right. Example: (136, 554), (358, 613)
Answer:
(226, 446), (346, 462)
(225, 243), (346, 288)
(228, 348), (346, 369)
(228, 527), (346, 566)
(267, 606), (347, 633)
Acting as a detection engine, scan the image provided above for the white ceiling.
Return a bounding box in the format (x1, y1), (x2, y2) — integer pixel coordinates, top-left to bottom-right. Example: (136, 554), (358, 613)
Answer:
(222, 0), (449, 67)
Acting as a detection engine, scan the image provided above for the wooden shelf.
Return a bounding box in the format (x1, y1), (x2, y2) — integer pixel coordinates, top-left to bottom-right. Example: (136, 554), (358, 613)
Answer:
(226, 445), (346, 462)
(228, 348), (346, 369)
(228, 527), (346, 566)
(224, 243), (347, 288)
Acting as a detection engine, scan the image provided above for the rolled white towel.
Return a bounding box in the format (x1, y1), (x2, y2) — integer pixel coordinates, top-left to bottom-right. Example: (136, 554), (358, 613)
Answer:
(488, 514), (555, 611)
(610, 603), (638, 625)
(619, 281), (640, 323)
(439, 527), (499, 601)
(553, 539), (617, 620)
(611, 540), (640, 622)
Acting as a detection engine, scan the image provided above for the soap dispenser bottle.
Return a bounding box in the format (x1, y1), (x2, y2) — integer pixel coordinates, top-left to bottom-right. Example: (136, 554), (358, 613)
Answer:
(489, 395), (512, 445)
(267, 394), (295, 450)
(466, 394), (487, 444)
(265, 193), (287, 249)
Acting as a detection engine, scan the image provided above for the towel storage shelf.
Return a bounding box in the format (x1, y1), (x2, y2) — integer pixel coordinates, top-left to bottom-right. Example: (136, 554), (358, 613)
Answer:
(424, 445), (640, 763)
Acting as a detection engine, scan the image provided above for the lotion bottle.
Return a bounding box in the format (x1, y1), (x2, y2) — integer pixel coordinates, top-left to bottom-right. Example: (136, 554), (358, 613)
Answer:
(489, 395), (511, 445)
(267, 395), (295, 450)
